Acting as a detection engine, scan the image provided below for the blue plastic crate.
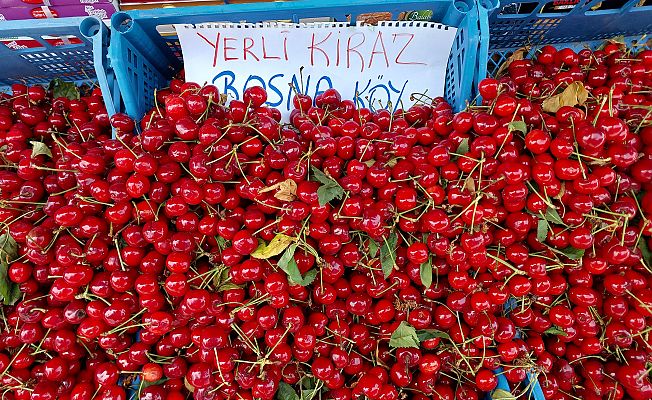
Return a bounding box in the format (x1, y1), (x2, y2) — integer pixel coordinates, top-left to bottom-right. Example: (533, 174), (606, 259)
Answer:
(483, 0), (652, 76)
(479, 3), (651, 395)
(485, 297), (545, 400)
(0, 17), (118, 116)
(108, 0), (490, 121)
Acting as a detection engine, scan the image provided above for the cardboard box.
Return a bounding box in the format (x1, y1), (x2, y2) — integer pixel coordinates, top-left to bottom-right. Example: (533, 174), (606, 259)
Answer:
(0, 3), (117, 20)
(0, 0), (116, 6)
(119, 0), (223, 10)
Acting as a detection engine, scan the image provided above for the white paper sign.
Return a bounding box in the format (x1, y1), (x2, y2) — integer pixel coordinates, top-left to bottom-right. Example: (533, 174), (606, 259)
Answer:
(176, 22), (457, 118)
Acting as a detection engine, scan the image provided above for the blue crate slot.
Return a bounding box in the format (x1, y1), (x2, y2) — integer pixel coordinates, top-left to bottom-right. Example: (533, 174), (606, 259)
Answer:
(0, 17), (118, 117)
(109, 0), (489, 121)
(483, 0), (652, 76)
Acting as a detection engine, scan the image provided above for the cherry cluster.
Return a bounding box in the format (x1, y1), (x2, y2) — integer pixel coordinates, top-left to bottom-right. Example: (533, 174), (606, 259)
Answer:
(0, 42), (651, 400)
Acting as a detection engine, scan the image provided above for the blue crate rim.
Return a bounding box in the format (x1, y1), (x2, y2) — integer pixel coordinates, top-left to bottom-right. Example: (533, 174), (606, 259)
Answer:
(108, 0), (488, 121)
(484, 0), (652, 52)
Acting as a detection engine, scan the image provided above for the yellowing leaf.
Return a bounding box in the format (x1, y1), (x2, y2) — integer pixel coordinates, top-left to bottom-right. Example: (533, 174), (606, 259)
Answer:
(386, 158), (398, 168)
(492, 389), (516, 400)
(251, 234), (295, 259)
(495, 46), (529, 77)
(542, 81), (589, 113)
(259, 179), (297, 202)
(31, 142), (52, 158)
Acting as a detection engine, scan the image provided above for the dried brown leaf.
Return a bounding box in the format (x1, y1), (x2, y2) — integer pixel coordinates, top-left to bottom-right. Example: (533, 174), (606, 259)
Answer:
(542, 81), (589, 113)
(274, 179), (297, 202)
(356, 12), (391, 25)
(259, 179), (297, 202)
(607, 35), (625, 45)
(463, 176), (476, 193)
(495, 46), (529, 77)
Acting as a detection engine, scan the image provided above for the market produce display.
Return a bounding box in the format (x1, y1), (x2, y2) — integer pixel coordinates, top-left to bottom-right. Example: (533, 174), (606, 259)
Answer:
(1, 38), (652, 400)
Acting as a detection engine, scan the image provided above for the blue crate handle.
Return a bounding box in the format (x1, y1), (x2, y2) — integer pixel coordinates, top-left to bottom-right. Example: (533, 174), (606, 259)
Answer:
(486, 367), (512, 400)
(485, 296), (544, 400)
(122, 330), (141, 400)
(109, 0), (488, 121)
(0, 17), (119, 118)
(80, 17), (119, 117)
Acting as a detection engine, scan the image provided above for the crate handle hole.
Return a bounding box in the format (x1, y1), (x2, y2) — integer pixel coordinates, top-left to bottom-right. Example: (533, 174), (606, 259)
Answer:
(113, 12), (134, 34)
(80, 16), (102, 38)
(454, 1), (471, 13)
(479, 0), (500, 10)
